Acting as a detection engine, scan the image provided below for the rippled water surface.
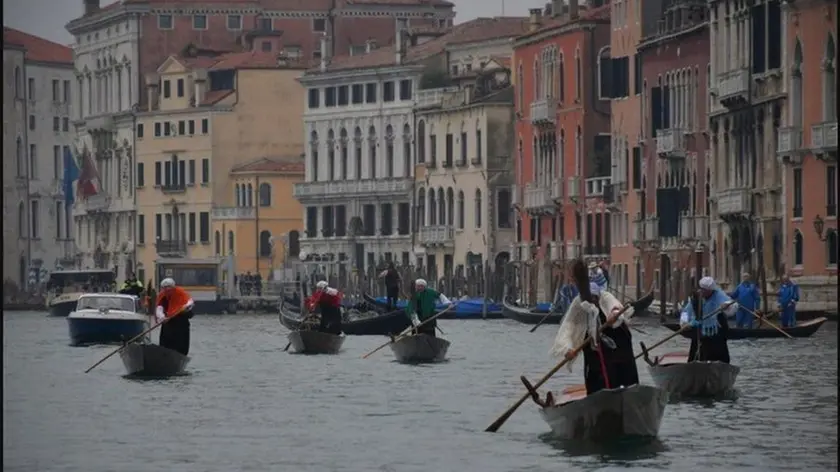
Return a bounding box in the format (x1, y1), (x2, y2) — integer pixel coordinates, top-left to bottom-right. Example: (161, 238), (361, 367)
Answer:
(4, 313), (838, 472)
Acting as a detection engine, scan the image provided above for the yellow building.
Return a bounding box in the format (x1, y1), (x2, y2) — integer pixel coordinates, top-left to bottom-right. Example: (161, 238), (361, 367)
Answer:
(134, 50), (306, 285)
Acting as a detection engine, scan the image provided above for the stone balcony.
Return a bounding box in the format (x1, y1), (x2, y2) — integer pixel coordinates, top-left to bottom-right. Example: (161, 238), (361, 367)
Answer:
(415, 87), (459, 109)
(716, 187), (750, 218)
(551, 177), (564, 202)
(523, 183), (555, 214)
(633, 217), (659, 246)
(419, 225), (454, 246)
(293, 178), (413, 202)
(212, 207), (255, 220)
(530, 97), (557, 125)
(585, 176), (611, 197)
(777, 126), (804, 164)
(155, 239), (187, 257)
(717, 68), (750, 107)
(567, 176), (580, 200)
(655, 128), (687, 159)
(811, 121), (838, 159)
(72, 193), (111, 217)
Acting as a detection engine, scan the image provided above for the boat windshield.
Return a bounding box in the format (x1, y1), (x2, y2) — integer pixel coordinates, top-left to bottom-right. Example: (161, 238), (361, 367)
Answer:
(77, 296), (135, 312)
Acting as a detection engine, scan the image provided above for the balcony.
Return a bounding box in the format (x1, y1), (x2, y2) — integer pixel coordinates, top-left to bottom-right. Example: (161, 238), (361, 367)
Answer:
(212, 207), (255, 220)
(294, 178), (413, 201)
(716, 187), (750, 218)
(693, 215), (710, 242)
(530, 97), (557, 125)
(415, 87), (459, 109)
(655, 128), (687, 159)
(565, 240), (582, 259)
(548, 241), (562, 260)
(777, 126), (804, 164)
(419, 225), (454, 246)
(161, 183), (187, 194)
(717, 68), (750, 107)
(567, 176), (580, 200)
(811, 121), (838, 159)
(644, 217), (660, 242)
(585, 176), (611, 197)
(156, 239), (187, 257)
(86, 193), (111, 213)
(523, 183), (555, 214)
(551, 178), (564, 202)
(680, 215), (695, 240)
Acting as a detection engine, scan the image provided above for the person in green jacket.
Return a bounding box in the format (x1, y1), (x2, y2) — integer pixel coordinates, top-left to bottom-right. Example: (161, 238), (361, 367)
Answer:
(406, 278), (451, 337)
(119, 273), (144, 296)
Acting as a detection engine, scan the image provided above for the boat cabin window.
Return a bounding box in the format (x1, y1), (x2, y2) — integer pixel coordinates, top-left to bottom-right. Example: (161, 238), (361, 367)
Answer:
(77, 297), (135, 312)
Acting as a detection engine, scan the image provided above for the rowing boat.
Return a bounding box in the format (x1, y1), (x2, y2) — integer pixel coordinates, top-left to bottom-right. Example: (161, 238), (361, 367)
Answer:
(287, 330), (345, 354)
(500, 299), (562, 324)
(389, 334), (450, 363)
(661, 317), (828, 340)
(119, 343), (190, 378)
(279, 300), (410, 336)
(646, 351), (740, 398)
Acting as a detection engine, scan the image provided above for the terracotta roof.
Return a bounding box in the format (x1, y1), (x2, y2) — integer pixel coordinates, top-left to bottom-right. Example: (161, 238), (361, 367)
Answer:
(3, 27), (72, 65)
(231, 157), (305, 173)
(490, 56), (512, 68)
(313, 16), (528, 73)
(209, 50), (299, 70)
(516, 6), (611, 41)
(201, 89), (235, 105)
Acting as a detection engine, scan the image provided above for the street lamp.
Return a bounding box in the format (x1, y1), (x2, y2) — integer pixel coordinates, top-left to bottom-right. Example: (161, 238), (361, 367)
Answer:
(813, 214), (827, 242)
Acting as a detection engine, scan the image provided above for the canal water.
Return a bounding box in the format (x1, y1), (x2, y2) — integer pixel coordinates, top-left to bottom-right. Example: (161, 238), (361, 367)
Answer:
(3, 313), (837, 472)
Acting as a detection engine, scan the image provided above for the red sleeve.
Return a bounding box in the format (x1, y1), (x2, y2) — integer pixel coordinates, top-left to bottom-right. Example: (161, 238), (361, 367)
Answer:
(306, 292), (321, 310)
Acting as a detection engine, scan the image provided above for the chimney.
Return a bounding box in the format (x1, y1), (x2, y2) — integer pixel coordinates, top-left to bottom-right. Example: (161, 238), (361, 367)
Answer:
(569, 0), (579, 20)
(319, 33), (330, 72)
(193, 69), (208, 108)
(84, 0), (100, 16)
(528, 8), (543, 32)
(145, 73), (159, 111)
(395, 18), (408, 65)
(551, 0), (564, 17)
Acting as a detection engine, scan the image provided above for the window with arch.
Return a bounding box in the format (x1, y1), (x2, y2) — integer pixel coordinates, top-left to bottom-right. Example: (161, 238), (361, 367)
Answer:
(497, 188), (511, 228)
(417, 120), (426, 164)
(558, 52), (566, 103)
(354, 127), (362, 179)
(418, 188), (426, 225)
(259, 182), (271, 207)
(575, 48), (582, 101)
(446, 187), (454, 226)
(437, 187), (445, 225)
(310, 130), (320, 181)
(235, 183), (241, 206)
(385, 125), (394, 178)
(246, 183), (253, 207)
(475, 189), (482, 228)
(791, 40), (804, 129)
(474, 119), (482, 164)
(368, 126), (377, 179)
(428, 189), (436, 224)
(533, 59), (540, 101)
(793, 230), (803, 266)
(215, 230), (221, 255)
(823, 35), (836, 121)
(339, 128), (348, 180)
(517, 63), (524, 112)
(598, 46), (611, 99)
(457, 190), (465, 229)
(16, 137), (24, 176)
(402, 123), (411, 177)
(327, 129), (336, 181)
(228, 230), (235, 253)
(18, 202), (25, 237)
(259, 230), (272, 257)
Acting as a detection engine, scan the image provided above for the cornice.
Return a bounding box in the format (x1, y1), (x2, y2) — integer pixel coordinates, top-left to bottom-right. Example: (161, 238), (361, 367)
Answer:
(513, 20), (603, 49)
(299, 64), (424, 84)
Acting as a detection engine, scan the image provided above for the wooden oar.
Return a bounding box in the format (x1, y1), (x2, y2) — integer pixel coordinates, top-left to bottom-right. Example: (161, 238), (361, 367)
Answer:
(361, 301), (459, 359)
(529, 304), (561, 333)
(484, 300), (636, 433)
(742, 306), (793, 339)
(633, 301), (737, 361)
(400, 289), (445, 335)
(84, 307), (186, 373)
(283, 312), (318, 351)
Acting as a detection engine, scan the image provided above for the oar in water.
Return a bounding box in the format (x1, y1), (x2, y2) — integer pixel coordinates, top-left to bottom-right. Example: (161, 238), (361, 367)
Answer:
(484, 300), (637, 433)
(361, 301), (459, 359)
(635, 301), (737, 362)
(529, 305), (561, 333)
(742, 306), (793, 339)
(84, 307), (187, 373)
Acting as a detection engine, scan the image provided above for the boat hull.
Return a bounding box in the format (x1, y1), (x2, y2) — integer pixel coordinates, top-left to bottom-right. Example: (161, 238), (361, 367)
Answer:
(364, 294), (505, 319)
(279, 302), (410, 336)
(48, 299), (79, 317)
(661, 316), (828, 340)
(67, 317), (149, 346)
(287, 330), (344, 354)
(389, 334), (450, 363)
(648, 356), (740, 398)
(119, 343), (190, 377)
(539, 384), (668, 441)
(501, 300), (562, 325)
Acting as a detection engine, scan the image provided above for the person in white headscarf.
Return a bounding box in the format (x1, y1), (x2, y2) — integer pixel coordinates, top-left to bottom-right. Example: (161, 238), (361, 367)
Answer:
(405, 278), (450, 337)
(679, 276), (737, 363)
(550, 260), (639, 395)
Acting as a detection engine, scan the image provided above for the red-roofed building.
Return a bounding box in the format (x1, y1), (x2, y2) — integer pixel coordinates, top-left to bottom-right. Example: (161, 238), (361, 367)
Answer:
(3, 28), (76, 287)
(511, 1), (612, 302)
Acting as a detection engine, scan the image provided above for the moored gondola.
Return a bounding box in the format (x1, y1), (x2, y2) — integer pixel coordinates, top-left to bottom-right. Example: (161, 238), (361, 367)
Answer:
(389, 333), (450, 363)
(286, 329), (345, 354)
(279, 300), (410, 336)
(500, 299), (562, 325)
(661, 316), (828, 340)
(119, 343), (190, 378)
(362, 293), (505, 319)
(645, 351), (740, 398)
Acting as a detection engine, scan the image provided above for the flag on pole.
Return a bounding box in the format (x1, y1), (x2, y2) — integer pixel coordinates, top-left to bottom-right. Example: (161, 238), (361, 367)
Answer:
(63, 146), (80, 205)
(76, 146), (99, 199)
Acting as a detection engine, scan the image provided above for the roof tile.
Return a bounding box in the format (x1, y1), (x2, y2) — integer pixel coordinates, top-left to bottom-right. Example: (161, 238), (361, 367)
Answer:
(3, 27), (72, 65)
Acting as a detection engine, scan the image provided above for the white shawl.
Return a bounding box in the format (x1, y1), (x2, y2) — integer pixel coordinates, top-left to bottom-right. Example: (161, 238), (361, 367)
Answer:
(549, 290), (635, 372)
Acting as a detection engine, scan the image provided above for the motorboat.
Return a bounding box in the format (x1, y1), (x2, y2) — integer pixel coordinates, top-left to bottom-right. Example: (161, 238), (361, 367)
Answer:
(67, 293), (150, 346)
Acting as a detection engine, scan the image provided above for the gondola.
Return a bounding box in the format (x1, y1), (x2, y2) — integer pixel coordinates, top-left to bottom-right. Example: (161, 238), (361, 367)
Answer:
(500, 298), (563, 325)
(644, 351), (740, 399)
(279, 301), (411, 336)
(661, 316), (828, 340)
(389, 333), (450, 363)
(523, 380), (669, 441)
(119, 343), (190, 378)
(286, 329), (345, 354)
(362, 294), (505, 319)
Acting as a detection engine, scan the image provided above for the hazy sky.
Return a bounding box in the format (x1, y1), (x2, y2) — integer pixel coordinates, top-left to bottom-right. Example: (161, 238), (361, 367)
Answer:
(4, 0), (549, 46)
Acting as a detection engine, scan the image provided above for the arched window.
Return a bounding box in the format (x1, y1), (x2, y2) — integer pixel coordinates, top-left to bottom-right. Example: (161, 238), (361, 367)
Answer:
(259, 183), (271, 207)
(418, 188), (426, 225)
(533, 59), (540, 100)
(214, 230), (221, 255)
(18, 201), (25, 236)
(517, 63), (524, 112)
(228, 230), (235, 253)
(574, 47), (582, 101)
(417, 120), (426, 164)
(827, 230), (838, 266)
(823, 35), (836, 121)
(288, 230), (300, 259)
(310, 130), (320, 181)
(339, 128), (348, 180)
(597, 46), (611, 100)
(327, 129), (336, 181)
(446, 187), (454, 226)
(792, 40), (804, 127)
(437, 187), (445, 226)
(235, 183), (241, 207)
(402, 123), (411, 177)
(246, 183), (253, 207)
(428, 189), (437, 225)
(16, 137), (23, 176)
(475, 189), (482, 228)
(385, 125), (394, 177)
(793, 230), (803, 266)
(368, 126), (377, 179)
(259, 230), (272, 257)
(457, 190), (465, 229)
(354, 127), (362, 180)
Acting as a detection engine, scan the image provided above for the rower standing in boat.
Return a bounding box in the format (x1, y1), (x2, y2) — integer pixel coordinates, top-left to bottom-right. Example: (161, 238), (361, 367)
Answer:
(119, 272), (144, 296)
(551, 260), (638, 395)
(729, 272), (760, 329)
(777, 274), (800, 328)
(306, 281), (343, 335)
(155, 278), (195, 356)
(378, 262), (402, 310)
(680, 276), (737, 363)
(406, 279), (451, 337)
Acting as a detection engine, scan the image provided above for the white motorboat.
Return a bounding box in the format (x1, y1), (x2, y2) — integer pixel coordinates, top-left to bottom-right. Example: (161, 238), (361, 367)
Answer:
(67, 293), (150, 346)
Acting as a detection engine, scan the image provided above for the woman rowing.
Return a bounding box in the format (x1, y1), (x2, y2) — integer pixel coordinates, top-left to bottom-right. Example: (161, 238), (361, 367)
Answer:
(679, 276), (737, 363)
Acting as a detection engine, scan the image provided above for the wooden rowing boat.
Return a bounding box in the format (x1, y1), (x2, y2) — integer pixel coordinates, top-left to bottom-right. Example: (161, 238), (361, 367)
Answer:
(279, 300), (410, 336)
(661, 316), (828, 340)
(535, 384), (668, 441)
(389, 334), (450, 363)
(646, 351), (740, 398)
(119, 343), (190, 377)
(500, 299), (562, 324)
(287, 329), (345, 354)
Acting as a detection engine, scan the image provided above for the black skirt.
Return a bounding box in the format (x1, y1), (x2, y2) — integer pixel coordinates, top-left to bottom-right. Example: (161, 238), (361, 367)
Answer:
(581, 312), (639, 395)
(688, 312), (731, 363)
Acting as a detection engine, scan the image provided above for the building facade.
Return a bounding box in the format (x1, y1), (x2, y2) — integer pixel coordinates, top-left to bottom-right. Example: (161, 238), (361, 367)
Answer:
(776, 0), (836, 312)
(3, 28), (76, 291)
(512, 3), (611, 301)
(635, 1), (712, 302)
(134, 51), (306, 282)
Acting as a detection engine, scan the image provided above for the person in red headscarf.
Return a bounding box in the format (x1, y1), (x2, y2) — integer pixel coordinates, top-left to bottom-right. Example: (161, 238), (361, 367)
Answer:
(305, 280), (343, 334)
